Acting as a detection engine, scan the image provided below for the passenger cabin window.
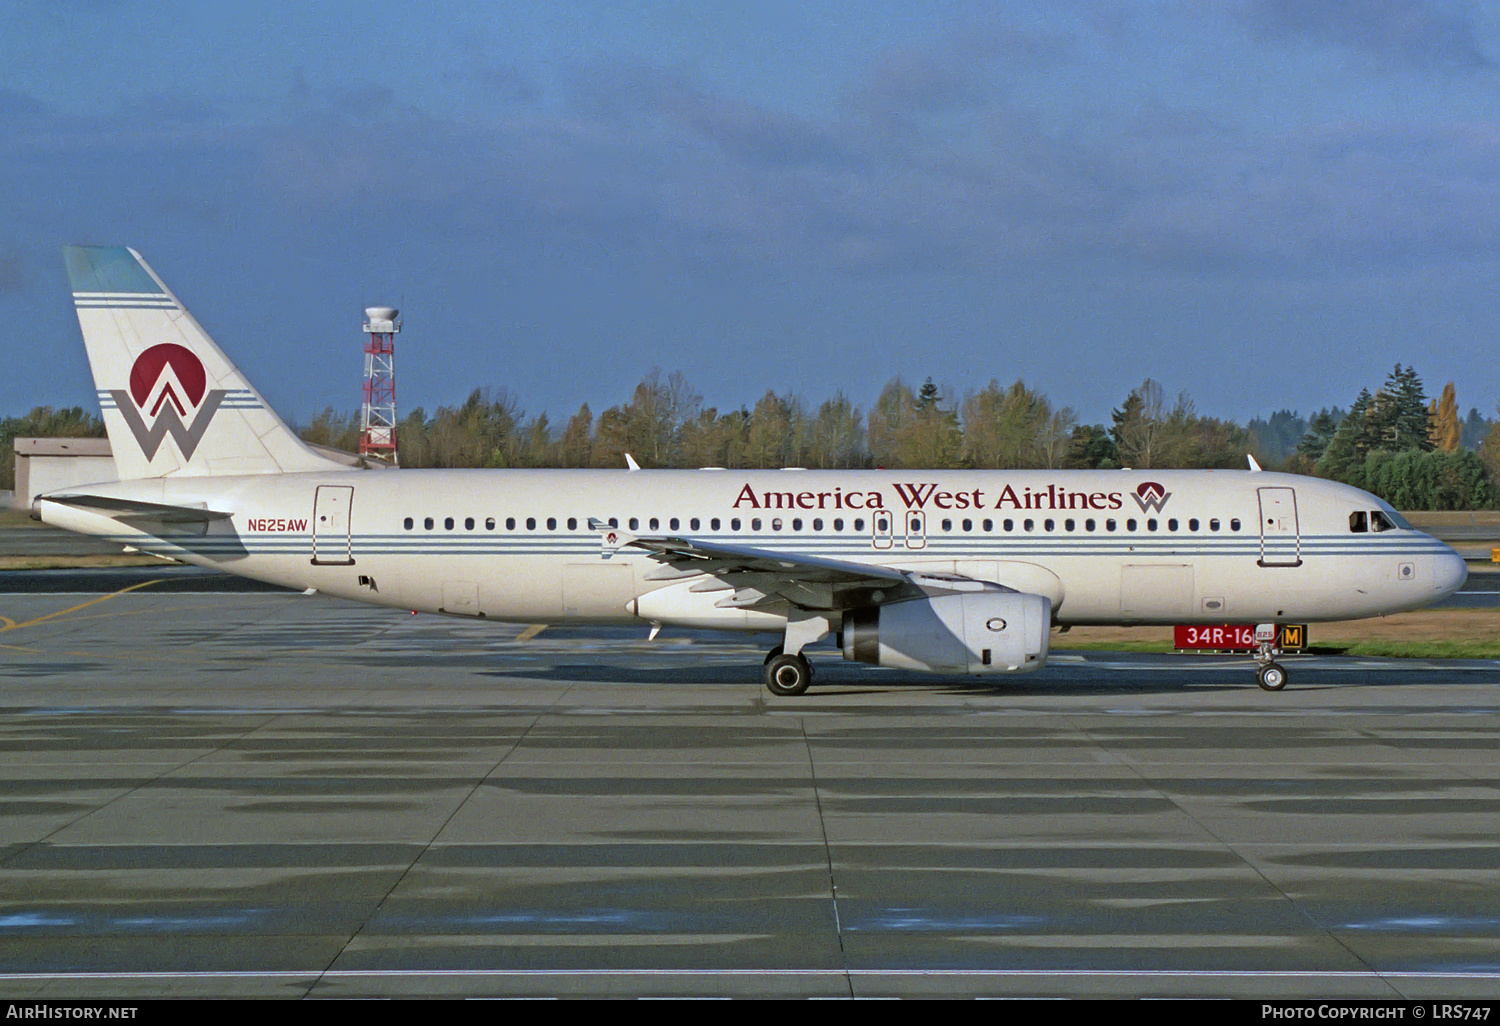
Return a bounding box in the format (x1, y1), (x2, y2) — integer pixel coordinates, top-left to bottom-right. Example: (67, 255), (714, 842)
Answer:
(568, 518), (577, 530)
(506, 517), (516, 530)
(404, 517), (413, 530)
(444, 517), (454, 530)
(465, 517), (475, 530)
(486, 517), (496, 530)
(424, 517), (434, 530)
(526, 517), (536, 530)
(547, 517), (557, 530)
(670, 518), (680, 530)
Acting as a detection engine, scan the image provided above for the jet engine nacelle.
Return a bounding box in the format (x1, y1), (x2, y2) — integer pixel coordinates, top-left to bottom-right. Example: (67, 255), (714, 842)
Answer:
(842, 591), (1051, 674)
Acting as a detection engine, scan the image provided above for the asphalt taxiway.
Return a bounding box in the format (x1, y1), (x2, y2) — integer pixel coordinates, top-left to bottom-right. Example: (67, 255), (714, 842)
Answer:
(1, 584), (1499, 998)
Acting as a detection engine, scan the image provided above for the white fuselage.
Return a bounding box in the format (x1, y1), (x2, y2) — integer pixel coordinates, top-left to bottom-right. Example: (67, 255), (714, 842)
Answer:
(41, 467), (1468, 631)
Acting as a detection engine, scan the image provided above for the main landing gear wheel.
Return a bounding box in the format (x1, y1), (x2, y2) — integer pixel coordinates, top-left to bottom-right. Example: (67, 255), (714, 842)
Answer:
(1257, 662), (1288, 691)
(764, 652), (813, 697)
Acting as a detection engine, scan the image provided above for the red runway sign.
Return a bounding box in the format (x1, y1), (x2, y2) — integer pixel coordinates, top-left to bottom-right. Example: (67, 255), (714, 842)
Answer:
(1174, 624), (1307, 651)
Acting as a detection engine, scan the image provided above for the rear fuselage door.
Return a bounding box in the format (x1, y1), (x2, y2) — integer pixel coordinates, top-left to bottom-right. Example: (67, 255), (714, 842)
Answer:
(312, 484), (355, 565)
(1256, 486), (1301, 567)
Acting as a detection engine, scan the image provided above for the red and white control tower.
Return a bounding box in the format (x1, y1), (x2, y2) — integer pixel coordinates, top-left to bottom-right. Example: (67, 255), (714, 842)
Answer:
(359, 305), (400, 465)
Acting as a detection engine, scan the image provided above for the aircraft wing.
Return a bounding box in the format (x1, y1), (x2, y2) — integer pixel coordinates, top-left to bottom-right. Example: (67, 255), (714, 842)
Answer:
(587, 519), (998, 612)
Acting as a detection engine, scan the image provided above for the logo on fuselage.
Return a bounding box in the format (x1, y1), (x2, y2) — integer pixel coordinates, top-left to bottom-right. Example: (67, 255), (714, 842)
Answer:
(109, 344), (227, 460)
(1131, 481), (1171, 513)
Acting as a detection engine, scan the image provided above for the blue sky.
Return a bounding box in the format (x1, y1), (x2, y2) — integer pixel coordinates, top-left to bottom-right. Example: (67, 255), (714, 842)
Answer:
(5, 0), (1500, 429)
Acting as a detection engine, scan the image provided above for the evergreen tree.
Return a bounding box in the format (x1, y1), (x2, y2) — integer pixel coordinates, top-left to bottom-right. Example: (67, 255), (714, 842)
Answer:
(1365, 364), (1432, 452)
(1462, 407), (1490, 451)
(1064, 424), (1118, 469)
(1318, 389), (1373, 484)
(1247, 410), (1307, 466)
(1295, 407), (1342, 465)
(1110, 382), (1163, 468)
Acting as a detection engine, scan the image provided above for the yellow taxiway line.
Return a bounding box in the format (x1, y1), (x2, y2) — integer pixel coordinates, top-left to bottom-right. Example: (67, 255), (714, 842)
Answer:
(0, 578), (165, 635)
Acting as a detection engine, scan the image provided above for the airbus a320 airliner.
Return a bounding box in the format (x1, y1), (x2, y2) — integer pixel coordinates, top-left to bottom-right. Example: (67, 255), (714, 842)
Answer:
(37, 247), (1467, 695)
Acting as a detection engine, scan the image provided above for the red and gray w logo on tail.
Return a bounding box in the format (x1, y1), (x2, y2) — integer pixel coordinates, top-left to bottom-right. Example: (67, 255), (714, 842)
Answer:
(65, 245), (349, 479)
(109, 344), (227, 461)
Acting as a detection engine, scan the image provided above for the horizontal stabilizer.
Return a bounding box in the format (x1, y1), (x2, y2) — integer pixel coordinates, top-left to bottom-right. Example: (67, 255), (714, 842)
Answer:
(42, 494), (232, 524)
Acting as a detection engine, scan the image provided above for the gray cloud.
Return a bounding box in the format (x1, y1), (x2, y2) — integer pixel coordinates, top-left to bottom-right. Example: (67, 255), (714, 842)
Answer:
(1242, 0), (1492, 69)
(14, 43), (1500, 285)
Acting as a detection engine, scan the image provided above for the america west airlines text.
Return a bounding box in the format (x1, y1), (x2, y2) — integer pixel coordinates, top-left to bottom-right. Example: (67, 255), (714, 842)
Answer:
(731, 481), (1129, 512)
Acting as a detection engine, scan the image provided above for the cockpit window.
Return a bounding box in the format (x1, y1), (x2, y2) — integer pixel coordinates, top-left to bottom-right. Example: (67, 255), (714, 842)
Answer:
(1369, 510), (1396, 533)
(1349, 511), (1368, 533)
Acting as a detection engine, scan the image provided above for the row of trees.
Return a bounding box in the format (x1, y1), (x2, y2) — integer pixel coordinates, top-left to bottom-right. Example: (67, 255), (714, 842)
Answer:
(299, 373), (1261, 475)
(7, 366), (1500, 510)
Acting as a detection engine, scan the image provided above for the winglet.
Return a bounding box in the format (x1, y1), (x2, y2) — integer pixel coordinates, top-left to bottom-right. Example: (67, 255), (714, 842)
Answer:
(588, 517), (635, 559)
(625, 453), (641, 471)
(1247, 454), (1262, 472)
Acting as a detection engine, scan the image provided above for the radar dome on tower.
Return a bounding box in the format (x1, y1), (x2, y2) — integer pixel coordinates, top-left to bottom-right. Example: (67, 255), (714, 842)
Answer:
(362, 307), (401, 334)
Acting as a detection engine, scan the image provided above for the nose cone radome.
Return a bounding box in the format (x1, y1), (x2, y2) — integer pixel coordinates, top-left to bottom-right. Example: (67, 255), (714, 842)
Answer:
(1434, 547), (1468, 601)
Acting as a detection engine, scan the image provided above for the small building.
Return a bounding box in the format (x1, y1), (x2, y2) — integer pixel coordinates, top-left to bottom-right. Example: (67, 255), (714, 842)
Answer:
(12, 437), (116, 509)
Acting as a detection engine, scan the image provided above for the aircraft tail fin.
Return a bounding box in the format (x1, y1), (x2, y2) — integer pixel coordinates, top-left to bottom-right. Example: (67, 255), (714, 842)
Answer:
(63, 246), (349, 479)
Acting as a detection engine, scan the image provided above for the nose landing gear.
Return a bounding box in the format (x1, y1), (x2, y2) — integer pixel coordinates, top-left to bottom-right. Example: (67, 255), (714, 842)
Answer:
(1256, 661), (1288, 691)
(1253, 624), (1288, 691)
